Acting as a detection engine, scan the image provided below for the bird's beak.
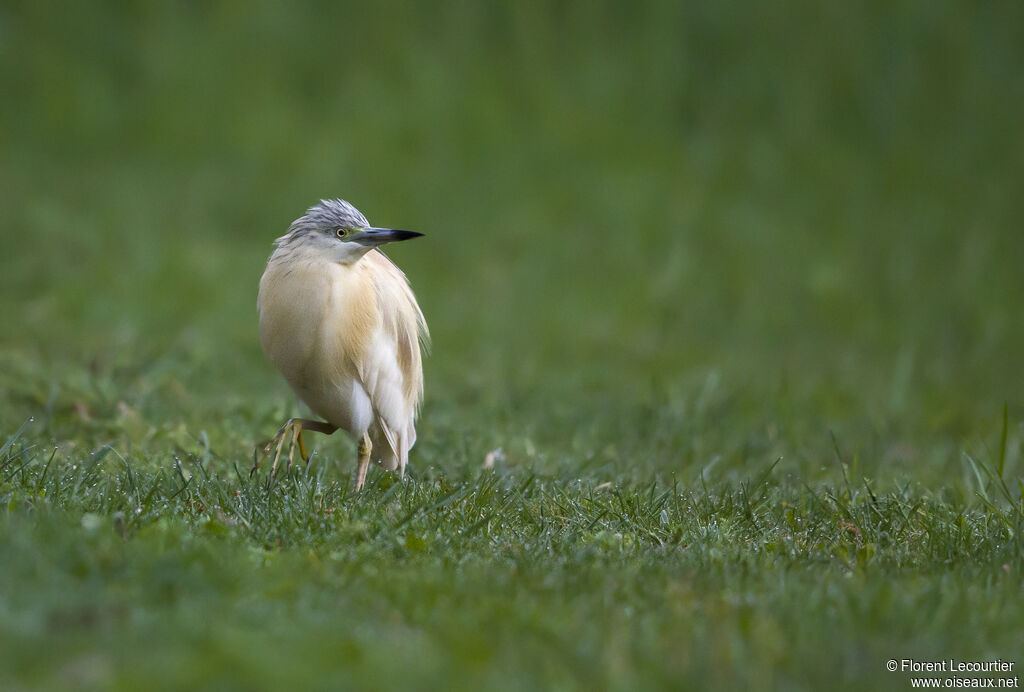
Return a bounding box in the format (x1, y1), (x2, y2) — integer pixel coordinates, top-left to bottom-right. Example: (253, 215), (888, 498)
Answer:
(351, 227), (424, 246)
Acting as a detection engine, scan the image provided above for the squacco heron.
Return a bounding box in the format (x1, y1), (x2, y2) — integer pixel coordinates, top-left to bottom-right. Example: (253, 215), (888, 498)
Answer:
(253, 199), (428, 490)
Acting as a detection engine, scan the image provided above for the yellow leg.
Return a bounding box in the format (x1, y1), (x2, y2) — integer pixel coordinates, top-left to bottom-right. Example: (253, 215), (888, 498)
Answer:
(355, 434), (372, 491)
(284, 423), (302, 473)
(251, 418), (338, 477)
(269, 427), (289, 477)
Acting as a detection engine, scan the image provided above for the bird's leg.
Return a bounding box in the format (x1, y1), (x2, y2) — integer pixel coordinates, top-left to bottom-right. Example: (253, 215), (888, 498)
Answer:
(355, 434), (372, 491)
(251, 418), (338, 477)
(284, 423), (302, 473)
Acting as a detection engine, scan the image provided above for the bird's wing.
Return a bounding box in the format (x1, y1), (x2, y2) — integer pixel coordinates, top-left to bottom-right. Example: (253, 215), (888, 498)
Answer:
(355, 250), (429, 467)
(367, 250), (429, 408)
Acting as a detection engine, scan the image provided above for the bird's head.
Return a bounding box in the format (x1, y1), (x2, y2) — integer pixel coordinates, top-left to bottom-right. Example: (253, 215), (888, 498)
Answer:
(280, 198), (423, 264)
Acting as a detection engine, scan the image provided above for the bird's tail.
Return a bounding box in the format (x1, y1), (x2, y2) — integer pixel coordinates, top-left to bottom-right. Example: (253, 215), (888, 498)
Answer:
(372, 421), (415, 476)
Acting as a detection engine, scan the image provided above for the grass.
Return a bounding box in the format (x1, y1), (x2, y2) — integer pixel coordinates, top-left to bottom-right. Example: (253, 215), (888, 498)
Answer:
(1, 1), (1023, 690)
(2, 427), (1021, 690)
(2, 380), (1021, 691)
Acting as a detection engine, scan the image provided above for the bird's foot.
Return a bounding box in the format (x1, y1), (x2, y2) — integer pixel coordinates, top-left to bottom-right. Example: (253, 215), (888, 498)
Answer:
(251, 418), (339, 478)
(251, 419), (310, 478)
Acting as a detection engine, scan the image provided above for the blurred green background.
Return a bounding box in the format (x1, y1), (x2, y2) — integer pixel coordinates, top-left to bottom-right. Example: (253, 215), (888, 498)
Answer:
(3, 3), (1023, 419)
(3, 3), (1022, 429)
(5, 2), (1023, 486)
(4, 2), (1023, 473)
(1, 1), (1023, 688)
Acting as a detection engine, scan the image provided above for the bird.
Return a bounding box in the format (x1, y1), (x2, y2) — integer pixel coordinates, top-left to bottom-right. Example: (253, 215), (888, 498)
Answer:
(253, 198), (428, 491)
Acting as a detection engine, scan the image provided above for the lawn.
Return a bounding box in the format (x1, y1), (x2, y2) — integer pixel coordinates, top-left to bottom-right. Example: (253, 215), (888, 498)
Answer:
(1, 2), (1023, 690)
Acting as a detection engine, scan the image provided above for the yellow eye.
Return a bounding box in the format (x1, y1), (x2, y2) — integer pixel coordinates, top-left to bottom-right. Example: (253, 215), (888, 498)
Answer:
(335, 227), (349, 238)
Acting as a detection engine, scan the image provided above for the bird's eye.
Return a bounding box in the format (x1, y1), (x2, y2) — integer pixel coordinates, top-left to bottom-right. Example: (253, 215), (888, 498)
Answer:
(335, 227), (349, 238)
